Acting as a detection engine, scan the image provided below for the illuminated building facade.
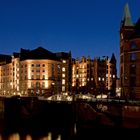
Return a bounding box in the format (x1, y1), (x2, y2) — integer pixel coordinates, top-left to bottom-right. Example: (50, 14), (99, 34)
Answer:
(93, 55), (116, 96)
(120, 4), (140, 99)
(72, 56), (95, 94)
(72, 55), (116, 95)
(0, 47), (71, 96)
(0, 46), (116, 96)
(55, 52), (72, 94)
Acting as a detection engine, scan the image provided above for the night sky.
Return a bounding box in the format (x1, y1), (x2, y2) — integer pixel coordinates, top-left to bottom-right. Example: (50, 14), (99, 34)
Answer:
(0, 0), (140, 76)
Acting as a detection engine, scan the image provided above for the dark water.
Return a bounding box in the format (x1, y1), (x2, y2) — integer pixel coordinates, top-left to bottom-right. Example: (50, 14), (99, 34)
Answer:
(0, 97), (140, 139)
(0, 119), (140, 140)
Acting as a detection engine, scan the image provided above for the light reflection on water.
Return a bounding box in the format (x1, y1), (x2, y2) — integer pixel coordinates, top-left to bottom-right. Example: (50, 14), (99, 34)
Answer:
(0, 133), (61, 140)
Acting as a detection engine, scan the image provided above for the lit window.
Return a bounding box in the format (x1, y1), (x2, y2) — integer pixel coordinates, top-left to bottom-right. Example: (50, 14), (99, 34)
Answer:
(62, 60), (66, 63)
(98, 77), (101, 81)
(91, 78), (93, 81)
(106, 74), (108, 77)
(113, 75), (115, 78)
(62, 74), (65, 78)
(76, 74), (79, 78)
(62, 86), (65, 91)
(102, 78), (104, 81)
(62, 67), (65, 72)
(62, 79), (65, 85)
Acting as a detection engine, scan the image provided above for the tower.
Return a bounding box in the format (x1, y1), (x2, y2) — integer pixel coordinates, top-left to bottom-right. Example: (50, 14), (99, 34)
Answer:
(120, 3), (140, 99)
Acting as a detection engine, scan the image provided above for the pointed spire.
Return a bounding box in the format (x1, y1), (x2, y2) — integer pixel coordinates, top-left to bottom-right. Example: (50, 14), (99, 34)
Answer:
(110, 53), (116, 64)
(122, 3), (133, 26)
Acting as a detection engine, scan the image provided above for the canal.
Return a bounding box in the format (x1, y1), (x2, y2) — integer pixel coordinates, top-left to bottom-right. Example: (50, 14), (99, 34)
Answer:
(0, 97), (140, 139)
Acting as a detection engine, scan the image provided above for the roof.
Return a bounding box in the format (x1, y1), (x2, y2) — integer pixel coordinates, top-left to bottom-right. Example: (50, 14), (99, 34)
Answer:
(121, 3), (134, 26)
(55, 51), (71, 59)
(110, 53), (116, 64)
(20, 47), (60, 61)
(0, 54), (12, 64)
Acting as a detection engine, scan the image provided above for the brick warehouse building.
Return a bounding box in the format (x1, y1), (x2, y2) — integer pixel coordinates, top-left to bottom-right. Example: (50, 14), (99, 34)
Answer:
(72, 55), (116, 96)
(120, 3), (140, 99)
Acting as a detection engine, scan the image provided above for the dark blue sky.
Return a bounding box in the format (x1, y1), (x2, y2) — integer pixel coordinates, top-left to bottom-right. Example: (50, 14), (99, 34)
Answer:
(0, 0), (140, 76)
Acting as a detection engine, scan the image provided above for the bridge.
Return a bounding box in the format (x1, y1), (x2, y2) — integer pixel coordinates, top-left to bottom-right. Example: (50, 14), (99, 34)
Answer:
(0, 94), (140, 129)
(37, 93), (140, 106)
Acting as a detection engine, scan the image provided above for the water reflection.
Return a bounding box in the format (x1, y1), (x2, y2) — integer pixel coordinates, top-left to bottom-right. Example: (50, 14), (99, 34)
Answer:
(0, 133), (61, 140)
(1, 98), (140, 140)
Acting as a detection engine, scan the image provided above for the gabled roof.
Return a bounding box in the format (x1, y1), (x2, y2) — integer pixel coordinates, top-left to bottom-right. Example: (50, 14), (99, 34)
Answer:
(20, 47), (60, 61)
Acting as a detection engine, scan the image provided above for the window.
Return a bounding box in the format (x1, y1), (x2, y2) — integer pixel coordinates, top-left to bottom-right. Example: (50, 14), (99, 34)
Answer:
(42, 69), (45, 72)
(131, 42), (136, 50)
(36, 64), (40, 67)
(42, 64), (45, 67)
(62, 60), (66, 63)
(58, 65), (61, 74)
(36, 69), (40, 72)
(42, 75), (45, 79)
(62, 86), (65, 92)
(32, 64), (34, 67)
(36, 75), (40, 80)
(31, 82), (34, 88)
(31, 75), (34, 80)
(130, 53), (136, 61)
(42, 82), (45, 88)
(62, 79), (65, 85)
(130, 76), (136, 86)
(62, 67), (65, 72)
(36, 82), (40, 87)
(62, 74), (65, 78)
(106, 74), (108, 77)
(130, 64), (136, 74)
